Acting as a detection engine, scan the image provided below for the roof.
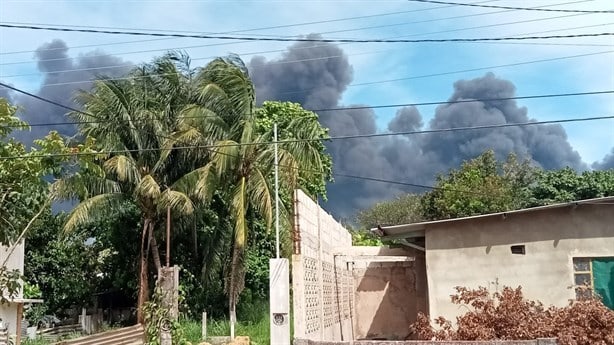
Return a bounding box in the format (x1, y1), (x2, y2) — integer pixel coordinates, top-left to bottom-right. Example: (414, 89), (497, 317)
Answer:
(1, 297), (43, 304)
(372, 196), (614, 240)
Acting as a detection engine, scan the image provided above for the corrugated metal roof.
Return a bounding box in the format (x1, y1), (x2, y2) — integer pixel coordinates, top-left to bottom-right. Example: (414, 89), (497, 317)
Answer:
(371, 196), (614, 240)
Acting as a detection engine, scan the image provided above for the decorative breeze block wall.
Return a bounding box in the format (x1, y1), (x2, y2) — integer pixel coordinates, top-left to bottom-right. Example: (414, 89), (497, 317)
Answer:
(292, 189), (354, 342)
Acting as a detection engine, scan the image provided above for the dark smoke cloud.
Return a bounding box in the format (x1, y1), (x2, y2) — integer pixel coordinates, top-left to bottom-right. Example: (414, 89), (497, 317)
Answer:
(593, 148), (614, 170)
(388, 106), (423, 132)
(421, 73), (586, 171)
(4, 39), (131, 144)
(249, 34), (352, 110)
(249, 39), (590, 219)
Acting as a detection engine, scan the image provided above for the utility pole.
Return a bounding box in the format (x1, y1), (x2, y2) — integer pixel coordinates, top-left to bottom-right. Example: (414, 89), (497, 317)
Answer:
(274, 123), (280, 259)
(270, 123), (290, 345)
(166, 205), (171, 267)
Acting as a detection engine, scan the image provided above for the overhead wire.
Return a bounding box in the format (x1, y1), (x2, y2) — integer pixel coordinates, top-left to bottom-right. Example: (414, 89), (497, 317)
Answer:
(1, 23), (611, 44)
(407, 0), (614, 14)
(4, 47), (611, 87)
(0, 0), (593, 61)
(0, 0), (504, 56)
(1, 81), (612, 127)
(2, 6), (611, 72)
(1, 86), (612, 160)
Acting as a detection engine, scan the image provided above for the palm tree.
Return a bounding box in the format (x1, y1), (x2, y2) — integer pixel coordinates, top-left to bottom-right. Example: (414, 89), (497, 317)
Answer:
(169, 56), (328, 337)
(52, 53), (201, 323)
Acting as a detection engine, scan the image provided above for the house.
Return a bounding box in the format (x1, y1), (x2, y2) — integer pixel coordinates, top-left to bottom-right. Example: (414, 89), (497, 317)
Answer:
(373, 196), (614, 322)
(0, 241), (42, 343)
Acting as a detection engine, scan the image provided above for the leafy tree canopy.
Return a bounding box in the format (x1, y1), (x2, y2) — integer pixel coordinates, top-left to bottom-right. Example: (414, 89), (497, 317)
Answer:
(421, 150), (535, 220)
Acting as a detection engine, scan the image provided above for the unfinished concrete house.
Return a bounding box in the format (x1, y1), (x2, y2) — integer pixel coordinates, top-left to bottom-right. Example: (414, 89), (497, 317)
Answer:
(375, 196), (614, 322)
(291, 191), (613, 343)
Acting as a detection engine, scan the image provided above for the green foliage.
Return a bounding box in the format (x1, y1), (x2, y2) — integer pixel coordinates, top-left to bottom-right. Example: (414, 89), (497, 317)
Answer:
(421, 151), (535, 220)
(179, 298), (270, 345)
(528, 168), (614, 206)
(25, 211), (101, 315)
(243, 219), (275, 300)
(255, 101), (332, 199)
(356, 194), (423, 229)
(143, 288), (189, 345)
(351, 230), (382, 246)
(0, 266), (23, 303)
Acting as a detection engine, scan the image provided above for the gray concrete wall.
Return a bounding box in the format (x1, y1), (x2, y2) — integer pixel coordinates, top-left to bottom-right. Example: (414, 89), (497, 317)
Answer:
(348, 247), (427, 340)
(425, 203), (614, 321)
(292, 190), (354, 342)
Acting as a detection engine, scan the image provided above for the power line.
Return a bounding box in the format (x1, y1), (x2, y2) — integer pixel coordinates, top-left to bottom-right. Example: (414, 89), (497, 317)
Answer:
(2, 81), (612, 127)
(2, 12), (610, 72)
(0, 112), (612, 160)
(2, 46), (612, 91)
(0, 2), (606, 67)
(0, 0), (503, 56)
(1, 23), (611, 43)
(279, 50), (614, 95)
(407, 0), (614, 14)
(312, 90), (614, 112)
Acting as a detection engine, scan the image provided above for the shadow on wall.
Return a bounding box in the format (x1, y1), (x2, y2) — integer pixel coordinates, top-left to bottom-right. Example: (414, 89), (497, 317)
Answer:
(352, 255), (428, 340)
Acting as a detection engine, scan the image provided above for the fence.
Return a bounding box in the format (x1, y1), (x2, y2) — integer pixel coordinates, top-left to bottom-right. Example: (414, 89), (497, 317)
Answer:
(292, 190), (354, 342)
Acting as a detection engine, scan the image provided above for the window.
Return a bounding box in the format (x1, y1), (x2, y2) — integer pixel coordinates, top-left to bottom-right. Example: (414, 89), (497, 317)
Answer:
(572, 257), (614, 309)
(510, 245), (525, 255)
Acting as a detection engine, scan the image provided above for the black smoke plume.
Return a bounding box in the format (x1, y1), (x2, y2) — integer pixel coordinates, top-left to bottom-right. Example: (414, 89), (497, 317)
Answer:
(1, 39), (131, 144)
(249, 38), (589, 219)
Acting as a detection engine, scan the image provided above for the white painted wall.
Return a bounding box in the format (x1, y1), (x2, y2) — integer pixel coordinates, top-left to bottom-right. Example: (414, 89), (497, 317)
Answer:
(0, 241), (25, 336)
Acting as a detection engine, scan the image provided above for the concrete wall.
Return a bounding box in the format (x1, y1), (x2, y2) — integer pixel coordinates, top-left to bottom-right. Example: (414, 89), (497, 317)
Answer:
(348, 247), (427, 340)
(292, 190), (354, 342)
(425, 203), (614, 321)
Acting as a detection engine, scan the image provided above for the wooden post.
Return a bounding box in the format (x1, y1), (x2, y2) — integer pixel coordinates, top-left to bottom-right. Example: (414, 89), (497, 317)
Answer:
(15, 303), (23, 345)
(206, 311), (207, 340)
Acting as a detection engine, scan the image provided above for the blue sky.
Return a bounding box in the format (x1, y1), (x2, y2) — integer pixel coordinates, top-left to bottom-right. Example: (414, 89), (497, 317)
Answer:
(0, 1), (612, 167)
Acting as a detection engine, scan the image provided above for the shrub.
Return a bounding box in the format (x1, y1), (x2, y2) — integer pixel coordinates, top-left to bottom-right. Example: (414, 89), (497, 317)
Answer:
(410, 285), (614, 345)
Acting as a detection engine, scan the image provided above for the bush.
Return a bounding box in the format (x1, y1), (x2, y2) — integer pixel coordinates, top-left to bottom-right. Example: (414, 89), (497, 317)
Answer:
(410, 285), (614, 345)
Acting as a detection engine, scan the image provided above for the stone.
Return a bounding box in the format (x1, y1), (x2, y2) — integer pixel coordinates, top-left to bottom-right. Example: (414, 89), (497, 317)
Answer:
(227, 336), (250, 345)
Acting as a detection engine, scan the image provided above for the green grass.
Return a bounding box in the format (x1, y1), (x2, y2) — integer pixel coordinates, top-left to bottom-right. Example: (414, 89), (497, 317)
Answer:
(181, 298), (271, 345)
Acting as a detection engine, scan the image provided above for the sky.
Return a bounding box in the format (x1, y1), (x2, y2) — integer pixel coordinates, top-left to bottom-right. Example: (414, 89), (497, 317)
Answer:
(1, 0), (613, 219)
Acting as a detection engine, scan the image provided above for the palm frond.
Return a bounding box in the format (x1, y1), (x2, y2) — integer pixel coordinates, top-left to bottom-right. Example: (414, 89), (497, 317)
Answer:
(158, 189), (195, 216)
(226, 176), (247, 303)
(134, 174), (161, 200)
(246, 167), (273, 230)
(64, 193), (125, 233)
(172, 162), (217, 202)
(103, 155), (140, 183)
(50, 175), (122, 201)
(211, 141), (240, 177)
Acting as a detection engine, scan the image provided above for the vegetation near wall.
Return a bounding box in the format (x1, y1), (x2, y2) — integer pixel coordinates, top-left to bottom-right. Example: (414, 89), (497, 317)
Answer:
(410, 286), (614, 345)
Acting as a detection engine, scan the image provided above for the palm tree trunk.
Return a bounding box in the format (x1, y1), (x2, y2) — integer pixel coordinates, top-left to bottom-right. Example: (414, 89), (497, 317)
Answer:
(149, 222), (163, 273)
(137, 218), (151, 324)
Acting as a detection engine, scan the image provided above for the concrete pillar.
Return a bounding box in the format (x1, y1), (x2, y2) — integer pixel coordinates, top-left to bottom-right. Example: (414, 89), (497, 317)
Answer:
(158, 266), (180, 319)
(158, 266), (179, 345)
(270, 258), (290, 345)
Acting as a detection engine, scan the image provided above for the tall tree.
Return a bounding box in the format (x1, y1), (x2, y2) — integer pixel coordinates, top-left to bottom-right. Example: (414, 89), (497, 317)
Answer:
(356, 193), (423, 229)
(169, 57), (329, 336)
(51, 54), (202, 323)
(528, 168), (614, 206)
(421, 151), (535, 220)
